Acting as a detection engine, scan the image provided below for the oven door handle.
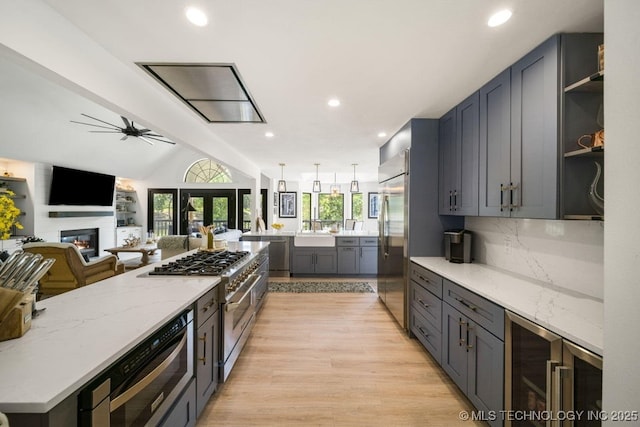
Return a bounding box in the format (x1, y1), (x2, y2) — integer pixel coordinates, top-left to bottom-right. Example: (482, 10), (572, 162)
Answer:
(225, 274), (262, 313)
(110, 331), (188, 412)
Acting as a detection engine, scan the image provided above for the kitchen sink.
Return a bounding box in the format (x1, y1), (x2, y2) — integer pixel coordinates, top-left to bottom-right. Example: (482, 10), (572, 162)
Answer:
(293, 234), (336, 247)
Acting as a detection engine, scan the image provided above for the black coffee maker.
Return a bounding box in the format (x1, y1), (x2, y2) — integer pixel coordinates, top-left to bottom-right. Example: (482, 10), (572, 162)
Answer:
(444, 229), (472, 263)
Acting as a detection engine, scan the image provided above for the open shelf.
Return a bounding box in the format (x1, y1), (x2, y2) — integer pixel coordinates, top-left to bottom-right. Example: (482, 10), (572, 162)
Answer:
(565, 70), (604, 93)
(564, 146), (604, 158)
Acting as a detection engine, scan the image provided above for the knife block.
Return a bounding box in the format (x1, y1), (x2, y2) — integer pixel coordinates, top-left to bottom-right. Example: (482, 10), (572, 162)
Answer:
(0, 288), (33, 342)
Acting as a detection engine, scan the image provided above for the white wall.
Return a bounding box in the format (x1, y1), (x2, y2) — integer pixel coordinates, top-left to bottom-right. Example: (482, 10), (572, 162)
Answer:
(32, 163), (117, 255)
(602, 0), (640, 418)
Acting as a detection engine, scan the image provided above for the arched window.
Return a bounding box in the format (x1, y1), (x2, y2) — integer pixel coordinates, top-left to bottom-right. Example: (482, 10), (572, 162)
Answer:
(184, 159), (232, 183)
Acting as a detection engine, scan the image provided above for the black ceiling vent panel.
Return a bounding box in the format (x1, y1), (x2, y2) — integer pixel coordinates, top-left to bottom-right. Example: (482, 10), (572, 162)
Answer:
(138, 63), (265, 123)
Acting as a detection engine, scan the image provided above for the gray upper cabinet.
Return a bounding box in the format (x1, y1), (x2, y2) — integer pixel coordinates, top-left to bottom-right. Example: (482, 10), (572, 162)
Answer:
(510, 35), (560, 219)
(480, 35), (560, 219)
(439, 92), (479, 216)
(479, 69), (511, 216)
(439, 108), (456, 214)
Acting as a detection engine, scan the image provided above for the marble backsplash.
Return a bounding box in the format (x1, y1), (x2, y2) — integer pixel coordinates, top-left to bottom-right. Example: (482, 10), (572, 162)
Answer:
(464, 217), (604, 300)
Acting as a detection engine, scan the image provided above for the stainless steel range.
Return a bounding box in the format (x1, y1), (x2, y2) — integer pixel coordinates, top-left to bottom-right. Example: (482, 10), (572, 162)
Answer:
(147, 248), (269, 381)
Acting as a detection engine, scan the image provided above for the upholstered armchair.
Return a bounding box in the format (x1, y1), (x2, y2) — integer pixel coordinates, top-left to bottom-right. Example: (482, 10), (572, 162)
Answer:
(22, 242), (123, 299)
(157, 235), (202, 260)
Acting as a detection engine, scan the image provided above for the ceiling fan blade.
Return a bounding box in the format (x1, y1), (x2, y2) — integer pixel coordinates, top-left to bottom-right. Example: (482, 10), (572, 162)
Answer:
(80, 113), (123, 129)
(70, 120), (121, 131)
(138, 136), (155, 146)
(88, 130), (122, 133)
(143, 135), (176, 145)
(121, 116), (132, 129)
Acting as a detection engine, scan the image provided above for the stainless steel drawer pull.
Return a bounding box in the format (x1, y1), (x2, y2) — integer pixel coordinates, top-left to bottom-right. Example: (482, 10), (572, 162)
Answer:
(454, 297), (477, 311)
(418, 327), (429, 338)
(417, 299), (429, 308)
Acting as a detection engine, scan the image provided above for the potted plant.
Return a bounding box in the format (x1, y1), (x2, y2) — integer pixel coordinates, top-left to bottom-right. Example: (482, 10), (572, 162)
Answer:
(0, 190), (23, 239)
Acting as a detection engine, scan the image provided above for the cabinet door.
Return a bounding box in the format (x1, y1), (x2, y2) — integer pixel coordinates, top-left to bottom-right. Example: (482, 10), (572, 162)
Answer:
(314, 249), (337, 274)
(455, 92), (480, 216)
(467, 322), (504, 425)
(442, 303), (468, 392)
(479, 68), (511, 217)
(291, 249), (315, 274)
(359, 246), (377, 275)
(510, 35), (559, 219)
(195, 312), (219, 417)
(438, 107), (457, 214)
(337, 247), (359, 274)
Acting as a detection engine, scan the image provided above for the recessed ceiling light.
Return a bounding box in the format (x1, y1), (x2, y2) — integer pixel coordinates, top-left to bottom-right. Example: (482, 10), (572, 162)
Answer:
(328, 98), (341, 107)
(186, 6), (208, 27)
(488, 9), (512, 27)
(265, 131), (274, 138)
(377, 132), (387, 138)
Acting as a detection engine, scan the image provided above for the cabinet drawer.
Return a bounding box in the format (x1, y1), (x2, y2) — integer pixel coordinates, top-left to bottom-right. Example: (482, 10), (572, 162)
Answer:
(336, 237), (359, 246)
(443, 279), (504, 340)
(359, 237), (378, 247)
(410, 263), (443, 298)
(195, 286), (220, 327)
(410, 309), (442, 364)
(410, 281), (441, 331)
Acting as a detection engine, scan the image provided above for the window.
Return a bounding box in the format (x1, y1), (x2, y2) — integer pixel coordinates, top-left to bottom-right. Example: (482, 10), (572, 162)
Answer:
(184, 159), (232, 183)
(318, 193), (344, 229)
(147, 189), (178, 237)
(238, 189), (268, 232)
(301, 193), (311, 230)
(351, 193), (363, 221)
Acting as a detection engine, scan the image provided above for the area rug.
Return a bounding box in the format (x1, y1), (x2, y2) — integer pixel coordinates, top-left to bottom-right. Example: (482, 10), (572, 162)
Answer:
(268, 281), (375, 293)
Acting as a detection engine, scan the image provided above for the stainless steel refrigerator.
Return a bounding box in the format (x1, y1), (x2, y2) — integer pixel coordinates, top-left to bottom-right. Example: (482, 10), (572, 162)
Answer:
(378, 119), (462, 331)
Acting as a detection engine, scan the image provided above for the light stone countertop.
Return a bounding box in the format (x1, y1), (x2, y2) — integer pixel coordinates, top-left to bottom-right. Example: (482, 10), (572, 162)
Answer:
(0, 241), (267, 414)
(242, 230), (378, 237)
(411, 257), (603, 356)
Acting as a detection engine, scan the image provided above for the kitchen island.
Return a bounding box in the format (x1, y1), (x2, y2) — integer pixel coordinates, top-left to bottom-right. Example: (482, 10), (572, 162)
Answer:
(0, 241), (268, 425)
(411, 257), (603, 355)
(242, 230), (378, 276)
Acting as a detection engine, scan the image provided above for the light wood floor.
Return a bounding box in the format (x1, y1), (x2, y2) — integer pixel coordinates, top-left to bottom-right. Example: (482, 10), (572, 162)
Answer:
(197, 279), (486, 427)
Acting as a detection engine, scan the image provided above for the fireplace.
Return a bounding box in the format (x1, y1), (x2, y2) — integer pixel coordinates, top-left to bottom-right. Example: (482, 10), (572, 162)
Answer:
(60, 228), (99, 259)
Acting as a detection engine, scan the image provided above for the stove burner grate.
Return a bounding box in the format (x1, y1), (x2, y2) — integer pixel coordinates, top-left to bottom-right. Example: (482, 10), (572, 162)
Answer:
(149, 250), (250, 276)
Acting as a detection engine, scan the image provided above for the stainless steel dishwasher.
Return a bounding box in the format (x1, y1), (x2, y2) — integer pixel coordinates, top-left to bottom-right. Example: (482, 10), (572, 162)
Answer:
(264, 236), (290, 276)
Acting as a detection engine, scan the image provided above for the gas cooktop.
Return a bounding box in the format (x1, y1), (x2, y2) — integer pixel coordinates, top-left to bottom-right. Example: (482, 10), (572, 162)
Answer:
(148, 250), (250, 276)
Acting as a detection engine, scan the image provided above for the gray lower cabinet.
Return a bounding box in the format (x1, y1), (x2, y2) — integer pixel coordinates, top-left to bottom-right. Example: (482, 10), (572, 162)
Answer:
(241, 235), (290, 276)
(336, 237), (378, 275)
(291, 247), (337, 274)
(409, 262), (443, 364)
(194, 286), (220, 417)
(159, 378), (196, 427)
(442, 280), (504, 427)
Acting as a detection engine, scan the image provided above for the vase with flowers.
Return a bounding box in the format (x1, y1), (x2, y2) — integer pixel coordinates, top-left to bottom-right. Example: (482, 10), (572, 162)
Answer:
(0, 190), (23, 240)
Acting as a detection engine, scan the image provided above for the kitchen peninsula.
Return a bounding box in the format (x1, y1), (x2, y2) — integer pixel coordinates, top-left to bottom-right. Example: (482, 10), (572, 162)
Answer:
(242, 229), (378, 276)
(0, 241), (268, 426)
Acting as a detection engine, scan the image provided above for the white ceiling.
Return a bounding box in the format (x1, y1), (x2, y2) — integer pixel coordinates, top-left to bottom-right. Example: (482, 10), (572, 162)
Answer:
(0, 0), (603, 185)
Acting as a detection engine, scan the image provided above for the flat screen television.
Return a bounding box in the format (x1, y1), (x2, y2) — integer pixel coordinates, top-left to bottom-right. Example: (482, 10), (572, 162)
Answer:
(48, 166), (116, 206)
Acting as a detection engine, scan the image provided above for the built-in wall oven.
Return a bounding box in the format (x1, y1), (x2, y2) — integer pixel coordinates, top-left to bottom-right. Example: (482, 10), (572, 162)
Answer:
(78, 310), (194, 427)
(505, 311), (603, 427)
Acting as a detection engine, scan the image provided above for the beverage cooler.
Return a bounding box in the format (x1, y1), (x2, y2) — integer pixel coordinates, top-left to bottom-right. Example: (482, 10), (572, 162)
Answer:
(505, 311), (603, 427)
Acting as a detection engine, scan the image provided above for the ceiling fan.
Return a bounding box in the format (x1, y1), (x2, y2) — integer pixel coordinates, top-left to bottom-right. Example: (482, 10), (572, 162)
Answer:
(71, 113), (175, 145)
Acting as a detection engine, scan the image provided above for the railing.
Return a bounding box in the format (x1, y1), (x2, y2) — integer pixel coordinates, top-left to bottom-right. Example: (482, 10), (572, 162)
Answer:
(152, 219), (253, 235)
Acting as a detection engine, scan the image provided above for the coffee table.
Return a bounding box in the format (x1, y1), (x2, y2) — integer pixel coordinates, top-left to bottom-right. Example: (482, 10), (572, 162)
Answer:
(104, 243), (159, 266)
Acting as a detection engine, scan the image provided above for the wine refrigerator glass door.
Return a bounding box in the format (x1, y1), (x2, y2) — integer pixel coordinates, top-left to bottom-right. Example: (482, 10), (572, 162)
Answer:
(505, 311), (562, 427)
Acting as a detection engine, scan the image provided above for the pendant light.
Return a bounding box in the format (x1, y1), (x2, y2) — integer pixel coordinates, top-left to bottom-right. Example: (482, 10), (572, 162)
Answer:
(277, 163), (287, 192)
(330, 172), (340, 197)
(350, 163), (360, 193)
(313, 163), (322, 193)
